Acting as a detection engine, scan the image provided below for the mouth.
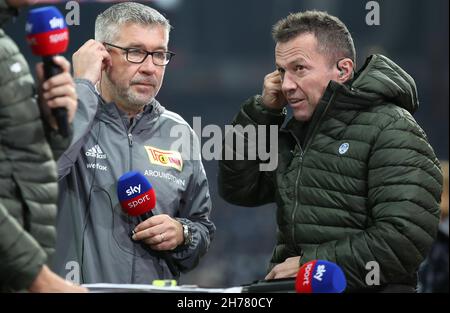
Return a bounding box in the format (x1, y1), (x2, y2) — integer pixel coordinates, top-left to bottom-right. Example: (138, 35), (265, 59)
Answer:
(288, 98), (306, 108)
(131, 83), (156, 92)
(132, 83), (155, 87)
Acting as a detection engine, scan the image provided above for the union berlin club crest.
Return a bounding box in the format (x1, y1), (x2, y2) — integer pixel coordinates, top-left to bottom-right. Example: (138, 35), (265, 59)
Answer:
(144, 146), (183, 172)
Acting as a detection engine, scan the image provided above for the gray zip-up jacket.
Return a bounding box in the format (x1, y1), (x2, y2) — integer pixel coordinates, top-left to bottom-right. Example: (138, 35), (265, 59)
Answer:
(52, 79), (215, 284)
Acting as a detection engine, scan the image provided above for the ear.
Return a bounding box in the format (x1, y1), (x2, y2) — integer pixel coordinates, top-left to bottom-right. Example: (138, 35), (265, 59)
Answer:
(336, 58), (354, 83)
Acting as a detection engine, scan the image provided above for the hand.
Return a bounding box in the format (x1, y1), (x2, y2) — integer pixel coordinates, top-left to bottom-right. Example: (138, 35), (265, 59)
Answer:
(28, 265), (88, 293)
(72, 39), (112, 85)
(261, 70), (287, 110)
(132, 214), (184, 251)
(265, 256), (301, 280)
(36, 56), (77, 130)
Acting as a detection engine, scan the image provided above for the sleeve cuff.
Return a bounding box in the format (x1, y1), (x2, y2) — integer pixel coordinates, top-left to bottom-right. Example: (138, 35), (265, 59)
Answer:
(238, 95), (286, 126)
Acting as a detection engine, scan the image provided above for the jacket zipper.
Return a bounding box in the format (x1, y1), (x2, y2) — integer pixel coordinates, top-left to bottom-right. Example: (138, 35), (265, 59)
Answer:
(128, 133), (133, 167)
(127, 131), (136, 283)
(288, 90), (337, 250)
(125, 119), (139, 283)
(290, 135), (304, 248)
(124, 114), (149, 283)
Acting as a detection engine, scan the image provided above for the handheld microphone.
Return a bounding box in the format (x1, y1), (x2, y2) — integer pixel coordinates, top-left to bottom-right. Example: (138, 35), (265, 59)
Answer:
(242, 259), (346, 293)
(295, 260), (346, 293)
(117, 170), (157, 221)
(117, 171), (179, 277)
(26, 6), (69, 137)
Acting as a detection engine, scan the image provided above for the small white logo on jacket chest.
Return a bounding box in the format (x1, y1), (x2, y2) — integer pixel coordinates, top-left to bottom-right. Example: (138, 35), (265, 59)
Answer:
(339, 143), (350, 155)
(10, 62), (22, 73)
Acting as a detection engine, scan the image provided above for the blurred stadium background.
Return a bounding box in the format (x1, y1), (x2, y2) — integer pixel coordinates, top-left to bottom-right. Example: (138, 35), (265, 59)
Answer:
(4, 0), (448, 288)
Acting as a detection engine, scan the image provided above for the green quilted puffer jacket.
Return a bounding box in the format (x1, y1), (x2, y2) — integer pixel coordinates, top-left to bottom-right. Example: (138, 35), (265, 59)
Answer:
(218, 54), (442, 291)
(0, 1), (70, 291)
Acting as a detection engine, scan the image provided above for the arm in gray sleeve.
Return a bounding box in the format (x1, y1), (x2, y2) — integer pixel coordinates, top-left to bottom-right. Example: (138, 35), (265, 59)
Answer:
(171, 132), (216, 272)
(57, 79), (99, 179)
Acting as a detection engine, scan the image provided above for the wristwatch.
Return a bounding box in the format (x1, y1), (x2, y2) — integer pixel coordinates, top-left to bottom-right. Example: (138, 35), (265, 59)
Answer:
(180, 221), (193, 246)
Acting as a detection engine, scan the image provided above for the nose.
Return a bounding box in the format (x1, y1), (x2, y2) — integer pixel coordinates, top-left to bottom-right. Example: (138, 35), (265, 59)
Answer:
(281, 71), (297, 94)
(138, 54), (158, 75)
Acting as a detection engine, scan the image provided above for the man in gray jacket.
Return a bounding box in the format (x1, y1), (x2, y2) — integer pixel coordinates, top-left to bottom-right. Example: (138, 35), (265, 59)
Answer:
(52, 2), (215, 284)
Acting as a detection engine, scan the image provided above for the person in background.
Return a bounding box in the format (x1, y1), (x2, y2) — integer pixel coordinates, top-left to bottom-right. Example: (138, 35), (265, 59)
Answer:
(218, 10), (442, 292)
(0, 0), (86, 292)
(52, 2), (215, 283)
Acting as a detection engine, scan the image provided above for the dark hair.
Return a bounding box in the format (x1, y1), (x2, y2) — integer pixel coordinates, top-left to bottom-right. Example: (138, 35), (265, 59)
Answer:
(272, 10), (356, 66)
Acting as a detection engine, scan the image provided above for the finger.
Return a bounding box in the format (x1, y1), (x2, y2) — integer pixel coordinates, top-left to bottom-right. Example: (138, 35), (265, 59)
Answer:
(269, 74), (282, 84)
(145, 234), (165, 247)
(266, 70), (281, 80)
(43, 84), (76, 101)
(47, 96), (76, 121)
(265, 70), (279, 78)
(264, 78), (282, 88)
(150, 240), (174, 251)
(52, 56), (71, 73)
(273, 266), (296, 279)
(133, 216), (165, 233)
(101, 52), (113, 70)
(132, 223), (165, 241)
(47, 97), (77, 123)
(43, 72), (74, 91)
(264, 81), (282, 91)
(142, 229), (171, 247)
(143, 235), (162, 246)
(82, 39), (99, 50)
(265, 269), (276, 280)
(148, 232), (178, 251)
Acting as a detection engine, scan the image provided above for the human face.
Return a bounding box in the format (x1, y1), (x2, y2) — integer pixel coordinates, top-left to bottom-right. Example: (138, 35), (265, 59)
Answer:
(102, 23), (169, 114)
(276, 33), (339, 122)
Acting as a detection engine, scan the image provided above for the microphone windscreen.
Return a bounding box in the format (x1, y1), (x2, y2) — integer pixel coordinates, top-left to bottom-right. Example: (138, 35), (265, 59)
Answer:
(117, 171), (156, 217)
(26, 6), (69, 56)
(295, 260), (347, 293)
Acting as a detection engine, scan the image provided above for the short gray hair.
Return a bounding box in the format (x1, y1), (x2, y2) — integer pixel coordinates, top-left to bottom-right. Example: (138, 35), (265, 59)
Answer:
(272, 10), (356, 66)
(95, 2), (171, 43)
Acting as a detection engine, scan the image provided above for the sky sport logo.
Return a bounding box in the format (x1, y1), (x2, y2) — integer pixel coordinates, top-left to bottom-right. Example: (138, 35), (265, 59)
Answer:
(49, 32), (69, 44)
(49, 16), (64, 29)
(126, 184), (141, 196)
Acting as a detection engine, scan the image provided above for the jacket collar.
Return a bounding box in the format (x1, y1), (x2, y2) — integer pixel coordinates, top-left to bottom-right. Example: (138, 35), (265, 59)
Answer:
(95, 96), (166, 132)
(284, 80), (339, 148)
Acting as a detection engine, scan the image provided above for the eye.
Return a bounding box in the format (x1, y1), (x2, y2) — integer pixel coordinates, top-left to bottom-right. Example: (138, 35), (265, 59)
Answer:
(152, 52), (166, 61)
(127, 48), (146, 57)
(295, 64), (306, 71)
(129, 48), (144, 53)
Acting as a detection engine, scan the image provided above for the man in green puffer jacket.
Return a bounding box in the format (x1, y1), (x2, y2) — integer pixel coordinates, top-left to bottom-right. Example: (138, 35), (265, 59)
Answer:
(218, 11), (442, 292)
(0, 0), (85, 292)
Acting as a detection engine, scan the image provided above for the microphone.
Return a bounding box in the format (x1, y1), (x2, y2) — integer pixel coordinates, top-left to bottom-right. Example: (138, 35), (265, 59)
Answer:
(117, 170), (157, 221)
(117, 171), (179, 277)
(26, 6), (70, 137)
(295, 260), (346, 293)
(242, 259), (346, 293)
